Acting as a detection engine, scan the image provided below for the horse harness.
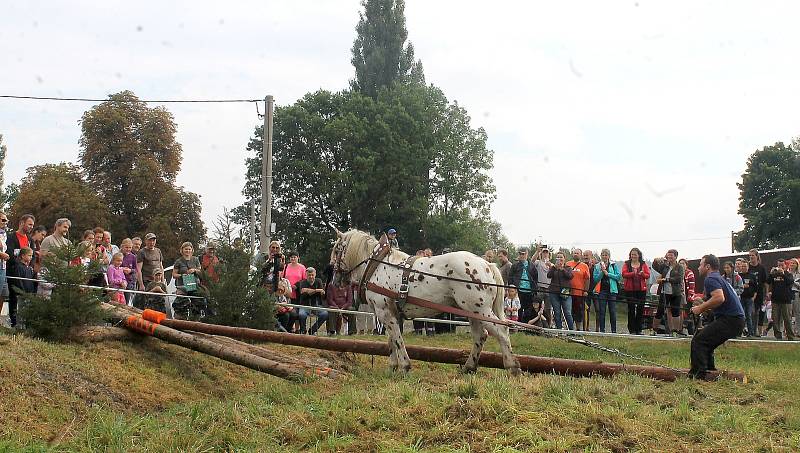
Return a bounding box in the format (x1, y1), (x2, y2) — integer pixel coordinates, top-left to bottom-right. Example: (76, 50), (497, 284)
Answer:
(356, 235), (523, 328)
(340, 233), (685, 373)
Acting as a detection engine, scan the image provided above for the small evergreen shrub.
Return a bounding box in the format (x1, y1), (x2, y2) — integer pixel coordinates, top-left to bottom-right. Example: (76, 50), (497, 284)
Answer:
(19, 242), (106, 341)
(204, 244), (275, 330)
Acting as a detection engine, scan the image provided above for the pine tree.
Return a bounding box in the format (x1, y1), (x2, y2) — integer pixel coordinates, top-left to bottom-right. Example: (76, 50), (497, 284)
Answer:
(350, 0), (424, 97)
(204, 244), (275, 330)
(18, 243), (106, 341)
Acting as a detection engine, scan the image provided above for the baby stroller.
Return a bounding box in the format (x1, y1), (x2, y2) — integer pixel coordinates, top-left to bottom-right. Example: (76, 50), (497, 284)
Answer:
(171, 273), (209, 320)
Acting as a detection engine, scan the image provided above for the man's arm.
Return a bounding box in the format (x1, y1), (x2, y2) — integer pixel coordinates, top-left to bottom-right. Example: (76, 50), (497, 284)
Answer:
(137, 261), (144, 288)
(691, 288), (724, 314)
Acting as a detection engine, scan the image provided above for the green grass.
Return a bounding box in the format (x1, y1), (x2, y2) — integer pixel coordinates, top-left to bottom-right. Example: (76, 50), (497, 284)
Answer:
(1, 328), (799, 452)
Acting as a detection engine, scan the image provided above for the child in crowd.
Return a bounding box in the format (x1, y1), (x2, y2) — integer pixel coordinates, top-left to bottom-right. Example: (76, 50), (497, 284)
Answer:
(275, 277), (296, 332)
(106, 252), (127, 304)
(7, 247), (36, 327)
(70, 240), (95, 267)
(142, 268), (167, 312)
(120, 238), (137, 305)
(504, 285), (521, 322)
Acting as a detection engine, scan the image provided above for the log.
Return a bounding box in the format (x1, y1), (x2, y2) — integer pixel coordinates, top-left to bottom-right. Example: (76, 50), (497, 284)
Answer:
(189, 332), (346, 379)
(69, 326), (142, 343)
(159, 319), (747, 383)
(101, 304), (309, 381)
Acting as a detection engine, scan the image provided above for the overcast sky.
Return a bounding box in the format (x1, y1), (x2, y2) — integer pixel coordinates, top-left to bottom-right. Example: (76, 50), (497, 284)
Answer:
(1, 1), (798, 261)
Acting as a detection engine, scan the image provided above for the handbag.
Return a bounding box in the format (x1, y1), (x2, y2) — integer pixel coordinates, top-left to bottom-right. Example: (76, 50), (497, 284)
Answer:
(183, 273), (199, 292)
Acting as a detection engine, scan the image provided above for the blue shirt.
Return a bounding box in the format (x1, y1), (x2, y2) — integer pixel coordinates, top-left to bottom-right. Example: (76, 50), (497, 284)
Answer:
(518, 260), (532, 292)
(704, 271), (745, 318)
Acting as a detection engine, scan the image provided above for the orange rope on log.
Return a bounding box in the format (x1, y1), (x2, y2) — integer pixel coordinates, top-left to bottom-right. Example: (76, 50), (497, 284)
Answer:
(125, 315), (157, 335)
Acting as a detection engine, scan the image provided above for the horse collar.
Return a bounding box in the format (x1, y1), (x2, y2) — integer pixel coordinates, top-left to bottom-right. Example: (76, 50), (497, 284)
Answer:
(357, 238), (393, 305)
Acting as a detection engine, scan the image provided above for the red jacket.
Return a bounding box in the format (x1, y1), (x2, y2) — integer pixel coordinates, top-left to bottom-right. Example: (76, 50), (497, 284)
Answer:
(622, 261), (651, 292)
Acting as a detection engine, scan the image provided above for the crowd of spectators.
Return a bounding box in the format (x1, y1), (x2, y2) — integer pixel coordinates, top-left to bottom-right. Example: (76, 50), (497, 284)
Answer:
(257, 226), (800, 340)
(0, 213), (219, 327)
(498, 244), (800, 340)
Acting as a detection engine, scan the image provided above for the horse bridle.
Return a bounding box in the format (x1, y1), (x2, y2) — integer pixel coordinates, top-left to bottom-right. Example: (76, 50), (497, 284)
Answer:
(332, 239), (369, 283)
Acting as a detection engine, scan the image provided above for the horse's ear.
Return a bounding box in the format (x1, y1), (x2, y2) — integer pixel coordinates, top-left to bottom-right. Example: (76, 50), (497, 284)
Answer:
(335, 228), (343, 239)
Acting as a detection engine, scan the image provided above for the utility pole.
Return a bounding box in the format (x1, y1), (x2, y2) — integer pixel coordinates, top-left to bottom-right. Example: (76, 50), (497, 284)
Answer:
(731, 230), (736, 254)
(250, 200), (257, 254)
(259, 95), (274, 254)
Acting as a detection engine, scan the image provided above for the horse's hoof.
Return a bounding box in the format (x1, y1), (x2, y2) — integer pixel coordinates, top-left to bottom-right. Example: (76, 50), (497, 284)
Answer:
(508, 366), (522, 376)
(460, 365), (478, 374)
(401, 363), (411, 374)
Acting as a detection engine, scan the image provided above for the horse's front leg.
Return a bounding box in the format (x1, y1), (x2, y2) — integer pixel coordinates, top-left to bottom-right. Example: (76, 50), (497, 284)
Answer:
(463, 319), (488, 373)
(372, 298), (411, 373)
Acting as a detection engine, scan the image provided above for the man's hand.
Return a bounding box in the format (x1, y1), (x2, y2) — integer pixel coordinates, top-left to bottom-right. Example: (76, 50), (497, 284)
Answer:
(690, 305), (705, 315)
(0, 252), (9, 260)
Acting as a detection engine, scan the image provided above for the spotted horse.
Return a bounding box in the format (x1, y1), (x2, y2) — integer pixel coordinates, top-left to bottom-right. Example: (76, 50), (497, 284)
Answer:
(332, 229), (521, 375)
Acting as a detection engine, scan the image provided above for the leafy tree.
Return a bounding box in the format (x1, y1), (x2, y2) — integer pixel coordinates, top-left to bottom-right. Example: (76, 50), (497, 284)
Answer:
(234, 2), (500, 268)
(0, 134), (15, 211)
(351, 0), (424, 98)
(205, 244), (275, 330)
(425, 209), (513, 255)
(0, 134), (5, 208)
(78, 90), (206, 260)
(19, 243), (106, 341)
(735, 141), (800, 250)
(10, 163), (110, 238)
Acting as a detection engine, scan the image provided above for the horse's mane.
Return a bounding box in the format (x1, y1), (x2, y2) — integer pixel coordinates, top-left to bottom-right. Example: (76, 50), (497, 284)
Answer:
(343, 229), (377, 266)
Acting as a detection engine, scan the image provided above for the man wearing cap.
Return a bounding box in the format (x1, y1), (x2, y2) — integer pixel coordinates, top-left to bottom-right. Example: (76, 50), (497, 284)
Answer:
(509, 247), (538, 324)
(200, 242), (221, 284)
(136, 233), (163, 292)
(386, 228), (399, 248)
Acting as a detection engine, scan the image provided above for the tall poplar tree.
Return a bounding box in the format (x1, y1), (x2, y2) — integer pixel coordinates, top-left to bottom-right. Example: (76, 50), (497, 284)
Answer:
(350, 0), (424, 97)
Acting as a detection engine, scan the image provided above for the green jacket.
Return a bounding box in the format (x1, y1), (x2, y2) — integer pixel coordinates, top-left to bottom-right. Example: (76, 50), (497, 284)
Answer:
(592, 262), (621, 294)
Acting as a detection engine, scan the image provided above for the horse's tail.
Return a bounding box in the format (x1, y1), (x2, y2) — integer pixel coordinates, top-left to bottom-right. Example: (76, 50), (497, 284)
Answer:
(490, 264), (506, 321)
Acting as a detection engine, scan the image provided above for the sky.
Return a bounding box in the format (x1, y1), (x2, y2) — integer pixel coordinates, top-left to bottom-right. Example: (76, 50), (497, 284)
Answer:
(1, 1), (799, 261)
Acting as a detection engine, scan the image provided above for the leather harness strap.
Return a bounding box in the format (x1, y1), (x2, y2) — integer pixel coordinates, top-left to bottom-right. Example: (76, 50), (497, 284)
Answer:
(397, 255), (418, 308)
(357, 234), (392, 306)
(364, 281), (545, 335)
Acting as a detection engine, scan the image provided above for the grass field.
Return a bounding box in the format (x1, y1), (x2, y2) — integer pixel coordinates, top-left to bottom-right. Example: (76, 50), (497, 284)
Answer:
(0, 327), (798, 452)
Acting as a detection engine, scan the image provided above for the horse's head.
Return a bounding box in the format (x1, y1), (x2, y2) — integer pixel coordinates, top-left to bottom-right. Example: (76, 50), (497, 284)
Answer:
(331, 228), (373, 286)
(331, 228), (351, 286)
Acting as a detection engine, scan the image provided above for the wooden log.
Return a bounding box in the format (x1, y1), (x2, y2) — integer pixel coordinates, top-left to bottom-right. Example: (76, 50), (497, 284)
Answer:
(101, 304), (309, 381)
(160, 319), (747, 383)
(68, 326), (142, 343)
(190, 332), (346, 379)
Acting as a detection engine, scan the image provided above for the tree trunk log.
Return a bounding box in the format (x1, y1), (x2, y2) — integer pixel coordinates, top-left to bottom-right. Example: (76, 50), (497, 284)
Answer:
(160, 319), (747, 383)
(69, 326), (142, 343)
(189, 332), (346, 379)
(101, 304), (309, 381)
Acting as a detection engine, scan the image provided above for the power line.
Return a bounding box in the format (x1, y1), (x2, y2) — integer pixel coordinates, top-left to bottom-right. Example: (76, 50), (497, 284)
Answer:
(0, 94), (260, 103)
